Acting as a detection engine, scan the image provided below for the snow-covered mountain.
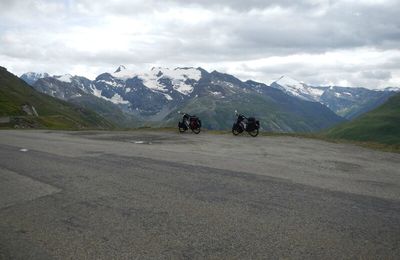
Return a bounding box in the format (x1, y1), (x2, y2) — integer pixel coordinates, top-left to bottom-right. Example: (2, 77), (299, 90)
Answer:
(53, 74), (74, 83)
(270, 75), (397, 119)
(33, 74), (94, 100)
(27, 66), (345, 131)
(25, 66), (399, 130)
(31, 72), (139, 127)
(110, 66), (201, 96)
(101, 66), (202, 96)
(319, 86), (395, 119)
(270, 76), (324, 102)
(20, 72), (50, 86)
(90, 66), (206, 119)
(28, 66), (205, 110)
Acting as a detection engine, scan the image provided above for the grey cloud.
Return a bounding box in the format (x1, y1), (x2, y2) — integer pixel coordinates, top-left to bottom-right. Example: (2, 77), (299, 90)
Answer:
(3, 0), (400, 57)
(129, 0), (400, 62)
(158, 0), (332, 12)
(382, 57), (400, 70)
(0, 0), (399, 88)
(72, 0), (328, 14)
(361, 70), (392, 80)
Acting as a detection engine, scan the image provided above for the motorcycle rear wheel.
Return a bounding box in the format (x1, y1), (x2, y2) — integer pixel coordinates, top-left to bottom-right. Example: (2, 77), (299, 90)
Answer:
(192, 127), (201, 134)
(248, 128), (259, 137)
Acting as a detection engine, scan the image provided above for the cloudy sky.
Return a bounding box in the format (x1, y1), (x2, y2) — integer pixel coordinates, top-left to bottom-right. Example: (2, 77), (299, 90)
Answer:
(1, 0), (400, 88)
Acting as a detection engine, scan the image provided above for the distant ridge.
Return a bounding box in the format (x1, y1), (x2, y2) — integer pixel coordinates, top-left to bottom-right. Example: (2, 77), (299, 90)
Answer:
(18, 65), (398, 131)
(29, 66), (344, 132)
(325, 93), (400, 145)
(0, 67), (113, 129)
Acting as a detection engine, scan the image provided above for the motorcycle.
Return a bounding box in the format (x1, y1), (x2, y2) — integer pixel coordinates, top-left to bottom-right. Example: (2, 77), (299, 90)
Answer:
(232, 110), (260, 137)
(178, 111), (202, 134)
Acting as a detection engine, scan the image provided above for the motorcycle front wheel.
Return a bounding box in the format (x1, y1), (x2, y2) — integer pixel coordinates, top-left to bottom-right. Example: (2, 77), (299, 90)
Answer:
(178, 122), (187, 133)
(248, 128), (259, 137)
(232, 124), (241, 136)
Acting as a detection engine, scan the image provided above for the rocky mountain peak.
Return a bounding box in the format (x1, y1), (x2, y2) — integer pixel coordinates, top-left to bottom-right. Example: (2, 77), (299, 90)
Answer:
(275, 75), (304, 88)
(114, 65), (127, 73)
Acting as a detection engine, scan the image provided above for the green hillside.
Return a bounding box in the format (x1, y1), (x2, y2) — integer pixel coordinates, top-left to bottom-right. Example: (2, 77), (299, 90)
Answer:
(163, 91), (343, 132)
(0, 67), (113, 129)
(69, 95), (141, 128)
(325, 93), (400, 145)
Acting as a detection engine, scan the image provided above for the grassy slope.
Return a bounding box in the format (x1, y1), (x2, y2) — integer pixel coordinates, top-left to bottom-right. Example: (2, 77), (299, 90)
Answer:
(69, 95), (141, 128)
(324, 93), (400, 145)
(0, 67), (113, 129)
(162, 93), (343, 132)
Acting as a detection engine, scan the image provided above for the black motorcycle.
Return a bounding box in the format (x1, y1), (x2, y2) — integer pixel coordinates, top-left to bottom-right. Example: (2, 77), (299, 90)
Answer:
(178, 111), (202, 134)
(232, 110), (260, 137)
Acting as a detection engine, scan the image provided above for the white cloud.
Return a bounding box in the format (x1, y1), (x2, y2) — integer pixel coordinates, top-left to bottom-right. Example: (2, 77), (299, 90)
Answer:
(0, 0), (399, 88)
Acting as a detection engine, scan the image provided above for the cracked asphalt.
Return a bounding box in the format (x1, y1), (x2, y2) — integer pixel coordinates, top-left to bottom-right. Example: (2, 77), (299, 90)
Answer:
(0, 130), (399, 259)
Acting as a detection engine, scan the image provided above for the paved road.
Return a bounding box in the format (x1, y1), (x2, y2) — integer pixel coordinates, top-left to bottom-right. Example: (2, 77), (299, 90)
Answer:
(0, 130), (399, 259)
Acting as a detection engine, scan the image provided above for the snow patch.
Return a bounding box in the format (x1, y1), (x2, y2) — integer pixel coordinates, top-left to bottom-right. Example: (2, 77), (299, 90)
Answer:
(90, 84), (102, 98)
(55, 74), (73, 83)
(110, 93), (129, 104)
(276, 75), (304, 88)
(273, 75), (324, 101)
(146, 67), (201, 95)
(308, 87), (324, 98)
(163, 93), (173, 101)
(90, 84), (129, 104)
(97, 79), (123, 88)
(210, 91), (222, 96)
(139, 72), (168, 92)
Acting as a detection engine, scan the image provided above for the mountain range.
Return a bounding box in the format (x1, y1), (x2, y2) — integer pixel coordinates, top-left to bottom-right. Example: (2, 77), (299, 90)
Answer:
(0, 67), (113, 129)
(19, 66), (399, 132)
(270, 76), (397, 119)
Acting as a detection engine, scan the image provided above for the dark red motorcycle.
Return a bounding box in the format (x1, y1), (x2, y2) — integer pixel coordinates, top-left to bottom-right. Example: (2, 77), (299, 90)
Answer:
(178, 111), (202, 134)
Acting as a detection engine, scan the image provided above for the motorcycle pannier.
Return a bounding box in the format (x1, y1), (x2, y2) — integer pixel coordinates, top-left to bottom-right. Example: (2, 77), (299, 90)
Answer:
(189, 116), (199, 128)
(190, 116), (198, 122)
(246, 117), (257, 131)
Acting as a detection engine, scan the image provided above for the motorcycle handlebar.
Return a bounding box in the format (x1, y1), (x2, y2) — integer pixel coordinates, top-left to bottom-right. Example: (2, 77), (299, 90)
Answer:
(236, 113), (247, 119)
(235, 110), (247, 119)
(180, 112), (192, 117)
